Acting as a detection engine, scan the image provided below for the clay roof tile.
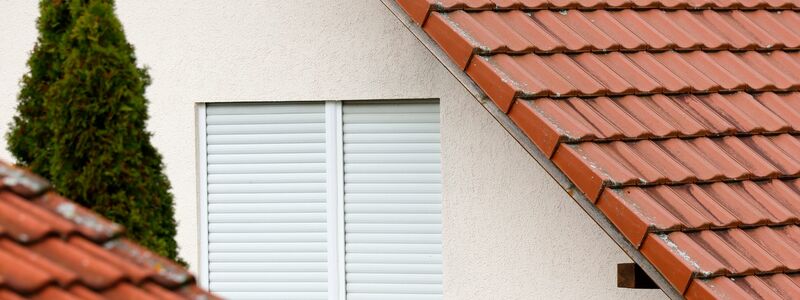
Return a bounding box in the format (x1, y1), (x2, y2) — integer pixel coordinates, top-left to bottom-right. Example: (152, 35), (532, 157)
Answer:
(394, 0), (800, 297)
(0, 162), (217, 299)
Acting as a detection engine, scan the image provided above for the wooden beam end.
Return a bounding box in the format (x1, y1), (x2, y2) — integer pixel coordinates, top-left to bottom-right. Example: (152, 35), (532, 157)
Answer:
(618, 263), (659, 289)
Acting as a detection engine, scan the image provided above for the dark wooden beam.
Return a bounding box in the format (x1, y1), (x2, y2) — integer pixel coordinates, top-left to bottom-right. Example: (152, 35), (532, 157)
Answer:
(618, 263), (659, 289)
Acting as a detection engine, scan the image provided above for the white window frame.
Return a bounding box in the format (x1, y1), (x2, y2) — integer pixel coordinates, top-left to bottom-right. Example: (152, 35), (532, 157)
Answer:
(325, 101), (347, 299)
(197, 103), (210, 288)
(196, 100), (440, 299)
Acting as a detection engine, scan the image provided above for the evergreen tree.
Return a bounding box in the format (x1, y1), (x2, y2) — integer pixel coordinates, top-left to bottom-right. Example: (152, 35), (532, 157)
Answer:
(7, 0), (73, 175)
(10, 0), (185, 263)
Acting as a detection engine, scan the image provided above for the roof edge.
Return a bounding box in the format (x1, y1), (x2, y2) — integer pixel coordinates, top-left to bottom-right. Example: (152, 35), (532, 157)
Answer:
(381, 1), (683, 299)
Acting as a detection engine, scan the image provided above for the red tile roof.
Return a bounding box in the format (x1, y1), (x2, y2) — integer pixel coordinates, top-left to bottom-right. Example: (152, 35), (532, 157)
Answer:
(0, 162), (217, 300)
(395, 0), (800, 298)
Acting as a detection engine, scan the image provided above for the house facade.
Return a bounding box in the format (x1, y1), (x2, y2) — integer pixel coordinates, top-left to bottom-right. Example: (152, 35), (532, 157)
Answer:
(9, 1), (793, 299)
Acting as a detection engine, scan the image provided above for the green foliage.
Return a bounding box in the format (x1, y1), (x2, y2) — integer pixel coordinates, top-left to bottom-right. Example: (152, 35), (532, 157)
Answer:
(9, 0), (185, 264)
(7, 0), (72, 175)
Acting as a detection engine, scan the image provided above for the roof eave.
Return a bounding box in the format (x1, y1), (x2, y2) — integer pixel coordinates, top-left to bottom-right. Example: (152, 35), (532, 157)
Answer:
(379, 1), (683, 299)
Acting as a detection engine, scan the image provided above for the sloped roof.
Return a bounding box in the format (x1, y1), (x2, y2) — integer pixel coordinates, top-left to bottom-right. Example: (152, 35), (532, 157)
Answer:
(392, 0), (800, 298)
(0, 162), (217, 300)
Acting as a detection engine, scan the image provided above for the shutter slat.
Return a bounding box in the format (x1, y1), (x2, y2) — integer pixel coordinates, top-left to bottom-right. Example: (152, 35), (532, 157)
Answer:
(345, 253), (442, 264)
(344, 174), (440, 184)
(210, 252), (327, 262)
(207, 113), (325, 125)
(210, 282), (327, 292)
(343, 123), (439, 133)
(207, 123), (325, 134)
(209, 243), (326, 252)
(344, 143), (440, 154)
(345, 243), (441, 254)
(208, 133), (325, 145)
(211, 272), (328, 282)
(343, 113), (439, 123)
(209, 163), (326, 174)
(344, 224), (441, 234)
(208, 183), (326, 193)
(344, 214), (441, 224)
(347, 295), (441, 300)
(345, 283), (441, 294)
(344, 133), (439, 143)
(209, 193), (326, 203)
(344, 234), (442, 244)
(345, 274), (442, 284)
(207, 102), (324, 115)
(344, 204), (441, 214)
(343, 101), (442, 299)
(347, 293), (442, 300)
(344, 153), (440, 163)
(214, 292), (327, 300)
(210, 262), (327, 272)
(209, 143), (326, 155)
(209, 213), (326, 223)
(210, 233), (326, 243)
(344, 194), (440, 204)
(344, 264), (441, 274)
(210, 223), (327, 233)
(209, 173), (326, 184)
(343, 164), (440, 174)
(344, 184), (441, 194)
(208, 153), (326, 164)
(209, 203), (326, 213)
(342, 102), (439, 113)
(205, 103), (328, 298)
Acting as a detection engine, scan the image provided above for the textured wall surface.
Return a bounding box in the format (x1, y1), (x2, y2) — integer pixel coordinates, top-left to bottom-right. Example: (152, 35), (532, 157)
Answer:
(0, 1), (664, 298)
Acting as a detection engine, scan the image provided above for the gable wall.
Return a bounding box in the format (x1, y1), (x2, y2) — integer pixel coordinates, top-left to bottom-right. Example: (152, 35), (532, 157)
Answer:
(0, 1), (663, 298)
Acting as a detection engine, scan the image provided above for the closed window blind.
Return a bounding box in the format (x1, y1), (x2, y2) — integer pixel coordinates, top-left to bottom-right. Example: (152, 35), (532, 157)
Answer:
(205, 102), (329, 300)
(202, 100), (441, 300)
(342, 101), (443, 300)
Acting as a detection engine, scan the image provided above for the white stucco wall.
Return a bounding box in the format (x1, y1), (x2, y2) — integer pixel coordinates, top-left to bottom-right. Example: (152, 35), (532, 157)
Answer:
(0, 1), (665, 299)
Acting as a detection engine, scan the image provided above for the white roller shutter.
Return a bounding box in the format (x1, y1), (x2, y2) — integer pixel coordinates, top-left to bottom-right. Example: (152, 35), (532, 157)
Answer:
(205, 102), (329, 300)
(342, 101), (443, 300)
(202, 100), (442, 300)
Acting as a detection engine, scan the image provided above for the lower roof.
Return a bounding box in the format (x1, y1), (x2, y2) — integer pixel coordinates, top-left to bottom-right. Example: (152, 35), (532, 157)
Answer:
(0, 162), (217, 300)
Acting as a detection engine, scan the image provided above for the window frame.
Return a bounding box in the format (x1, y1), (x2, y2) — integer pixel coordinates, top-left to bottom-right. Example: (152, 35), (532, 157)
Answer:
(196, 100), (440, 299)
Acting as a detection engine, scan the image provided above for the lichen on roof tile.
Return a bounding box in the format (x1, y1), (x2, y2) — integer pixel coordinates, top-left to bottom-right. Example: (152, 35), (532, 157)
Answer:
(0, 163), (49, 197)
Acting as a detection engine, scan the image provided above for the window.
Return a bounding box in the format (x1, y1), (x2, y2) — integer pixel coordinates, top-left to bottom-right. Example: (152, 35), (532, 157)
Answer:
(198, 100), (442, 300)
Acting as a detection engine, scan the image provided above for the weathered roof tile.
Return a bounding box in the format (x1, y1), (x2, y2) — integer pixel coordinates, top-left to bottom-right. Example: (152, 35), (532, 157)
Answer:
(396, 0), (800, 297)
(0, 161), (217, 299)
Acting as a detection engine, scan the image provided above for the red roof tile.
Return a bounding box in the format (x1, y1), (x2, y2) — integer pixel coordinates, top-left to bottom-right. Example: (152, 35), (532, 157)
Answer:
(519, 92), (800, 149)
(394, 0), (800, 298)
(0, 161), (217, 300)
(434, 10), (800, 54)
(398, 0), (800, 24)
